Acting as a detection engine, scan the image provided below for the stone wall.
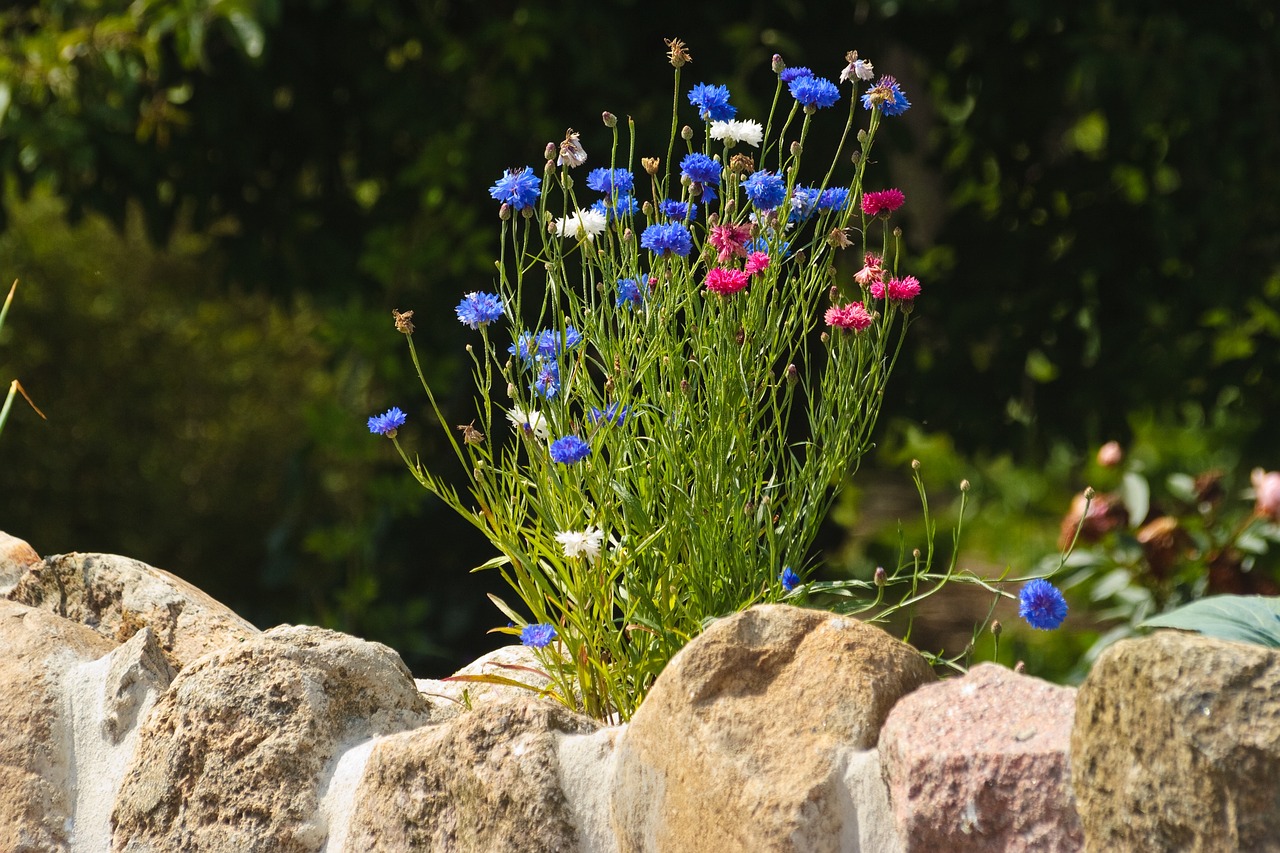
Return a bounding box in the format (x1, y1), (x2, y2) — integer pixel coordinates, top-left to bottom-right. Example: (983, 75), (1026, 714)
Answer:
(1, 530), (1277, 852)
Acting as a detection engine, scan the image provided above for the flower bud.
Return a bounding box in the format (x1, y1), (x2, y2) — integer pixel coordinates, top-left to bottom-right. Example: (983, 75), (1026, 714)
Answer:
(622, 228), (633, 241)
(681, 125), (694, 141)
(785, 364), (799, 385)
(893, 226), (903, 238)
(506, 383), (517, 397)
(499, 202), (512, 221)
(1083, 486), (1096, 501)
(521, 205), (534, 219)
(544, 142), (557, 160)
(790, 140), (803, 157)
(960, 479), (971, 492)
(545, 159), (555, 174)
(772, 54), (785, 73)
(911, 459), (921, 471)
(1014, 660), (1026, 674)
(991, 620), (1002, 638)
(912, 548), (921, 559)
(602, 111), (617, 128)
(874, 566), (886, 586)
(856, 129), (867, 144)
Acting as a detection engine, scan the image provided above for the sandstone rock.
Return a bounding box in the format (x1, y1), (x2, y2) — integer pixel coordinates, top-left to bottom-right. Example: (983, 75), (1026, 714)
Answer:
(5, 551), (258, 669)
(1072, 630), (1280, 851)
(558, 725), (625, 853)
(111, 624), (431, 853)
(68, 627), (175, 853)
(347, 697), (600, 852)
(0, 598), (117, 852)
(0, 530), (41, 594)
(610, 604), (934, 852)
(879, 662), (1082, 852)
(416, 643), (554, 719)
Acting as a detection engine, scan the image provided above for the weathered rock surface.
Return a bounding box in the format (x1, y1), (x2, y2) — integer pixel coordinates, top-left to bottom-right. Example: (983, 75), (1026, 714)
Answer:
(610, 604), (934, 852)
(5, 550), (258, 669)
(111, 624), (432, 853)
(1072, 630), (1280, 852)
(880, 661), (1083, 852)
(416, 643), (554, 719)
(347, 696), (600, 852)
(0, 598), (117, 852)
(0, 531), (41, 592)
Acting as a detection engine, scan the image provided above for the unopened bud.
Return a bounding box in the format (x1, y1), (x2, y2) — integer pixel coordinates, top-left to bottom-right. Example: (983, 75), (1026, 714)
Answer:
(622, 228), (633, 241)
(545, 159), (555, 174)
(820, 331), (829, 343)
(911, 459), (921, 471)
(856, 129), (867, 144)
(961, 479), (971, 492)
(790, 140), (803, 157)
(680, 379), (690, 393)
(602, 111), (617, 128)
(506, 382), (517, 397)
(544, 142), (557, 160)
(772, 54), (785, 73)
(893, 226), (902, 238)
(1084, 486), (1096, 500)
(499, 202), (512, 221)
(991, 620), (1002, 638)
(785, 364), (799, 385)
(681, 125), (694, 141)
(829, 285), (839, 301)
(1014, 660), (1026, 674)
(522, 205), (534, 219)
(874, 566), (887, 586)
(912, 548), (921, 559)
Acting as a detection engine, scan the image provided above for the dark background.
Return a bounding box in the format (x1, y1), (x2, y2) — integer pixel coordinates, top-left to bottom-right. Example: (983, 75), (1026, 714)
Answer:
(2, 0), (1277, 674)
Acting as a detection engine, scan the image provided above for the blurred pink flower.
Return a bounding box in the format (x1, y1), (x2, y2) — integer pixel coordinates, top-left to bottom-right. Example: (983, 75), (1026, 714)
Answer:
(1096, 441), (1124, 467)
(1252, 468), (1280, 520)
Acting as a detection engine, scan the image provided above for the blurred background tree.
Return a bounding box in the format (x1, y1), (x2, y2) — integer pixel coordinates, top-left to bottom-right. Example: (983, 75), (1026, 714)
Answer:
(2, 0), (1277, 676)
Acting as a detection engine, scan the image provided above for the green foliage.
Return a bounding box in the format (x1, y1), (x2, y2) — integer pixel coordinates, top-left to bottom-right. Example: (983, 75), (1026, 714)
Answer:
(1141, 595), (1280, 648)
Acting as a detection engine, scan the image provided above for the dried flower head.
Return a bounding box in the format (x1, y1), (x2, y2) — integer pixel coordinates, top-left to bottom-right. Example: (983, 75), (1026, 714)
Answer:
(392, 309), (415, 335)
(456, 422), (485, 446)
(641, 157), (661, 176)
(665, 37), (691, 68)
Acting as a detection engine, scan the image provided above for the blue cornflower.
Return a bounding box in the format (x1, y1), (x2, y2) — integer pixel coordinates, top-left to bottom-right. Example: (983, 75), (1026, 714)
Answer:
(367, 407), (407, 437)
(780, 567), (800, 591)
(521, 623), (557, 648)
(688, 82), (737, 122)
(454, 291), (504, 329)
(616, 278), (644, 308)
(789, 187), (821, 223)
(549, 435), (591, 464)
(589, 402), (630, 426)
(681, 153), (722, 186)
(533, 362), (561, 399)
(489, 166), (541, 211)
(585, 167), (635, 195)
(746, 236), (789, 257)
(591, 194), (639, 220)
(1019, 579), (1068, 630)
(659, 199), (697, 221)
(743, 170), (787, 211)
(779, 66), (812, 83)
(640, 222), (693, 258)
(861, 75), (911, 117)
(535, 326), (583, 358)
(817, 187), (851, 210)
(509, 332), (537, 363)
(789, 75), (841, 110)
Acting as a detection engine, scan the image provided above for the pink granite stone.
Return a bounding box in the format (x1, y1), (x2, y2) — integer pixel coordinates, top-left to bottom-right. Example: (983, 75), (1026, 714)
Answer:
(879, 662), (1083, 852)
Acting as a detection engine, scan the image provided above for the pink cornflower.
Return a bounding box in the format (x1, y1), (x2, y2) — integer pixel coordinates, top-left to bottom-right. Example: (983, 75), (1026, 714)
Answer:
(1252, 468), (1280, 521)
(854, 253), (884, 287)
(861, 188), (905, 216)
(824, 302), (873, 332)
(708, 224), (752, 263)
(745, 251), (770, 275)
(705, 267), (750, 295)
(885, 276), (921, 301)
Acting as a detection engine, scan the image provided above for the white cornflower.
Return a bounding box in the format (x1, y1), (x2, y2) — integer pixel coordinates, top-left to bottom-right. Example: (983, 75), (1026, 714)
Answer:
(555, 527), (605, 560)
(555, 209), (608, 242)
(709, 119), (764, 148)
(840, 51), (874, 83)
(506, 407), (549, 440)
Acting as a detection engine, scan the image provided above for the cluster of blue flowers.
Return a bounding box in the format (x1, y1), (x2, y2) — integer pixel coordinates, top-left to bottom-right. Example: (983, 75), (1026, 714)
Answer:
(659, 199), (696, 222)
(616, 277), (644, 309)
(588, 402), (630, 426)
(508, 325), (584, 400)
(586, 167), (638, 220)
(640, 222), (693, 258)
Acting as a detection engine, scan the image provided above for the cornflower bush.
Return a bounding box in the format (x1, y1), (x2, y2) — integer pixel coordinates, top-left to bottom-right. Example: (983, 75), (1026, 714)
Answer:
(372, 40), (1032, 720)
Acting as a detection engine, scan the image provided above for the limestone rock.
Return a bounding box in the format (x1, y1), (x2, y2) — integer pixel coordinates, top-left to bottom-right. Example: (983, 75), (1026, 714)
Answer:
(1072, 630), (1280, 851)
(5, 551), (258, 669)
(416, 643), (553, 719)
(879, 662), (1083, 852)
(0, 530), (41, 594)
(558, 725), (625, 853)
(110, 624), (432, 853)
(347, 697), (600, 852)
(0, 598), (116, 852)
(610, 604), (934, 852)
